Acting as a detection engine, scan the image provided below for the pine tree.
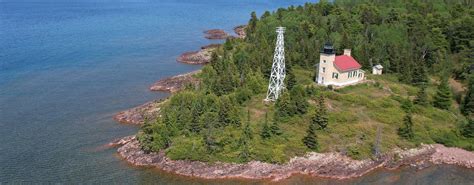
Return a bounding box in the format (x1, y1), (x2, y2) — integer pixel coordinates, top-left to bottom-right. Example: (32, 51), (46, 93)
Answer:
(315, 95), (329, 129)
(242, 122), (253, 141)
(286, 71), (297, 90)
(270, 121), (282, 136)
(411, 64), (428, 86)
(239, 121), (253, 162)
(260, 113), (271, 139)
(200, 112), (219, 153)
(275, 92), (293, 118)
(401, 97), (414, 113)
(303, 121), (319, 150)
(260, 122), (271, 139)
(462, 119), (474, 138)
(190, 100), (204, 133)
(398, 113), (414, 139)
(461, 77), (474, 118)
(433, 78), (452, 110)
(414, 85), (429, 106)
(291, 85), (309, 115)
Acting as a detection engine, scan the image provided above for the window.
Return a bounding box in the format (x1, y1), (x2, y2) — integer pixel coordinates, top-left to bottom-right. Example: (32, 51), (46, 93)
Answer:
(322, 67), (325, 73)
(323, 60), (326, 63)
(358, 73), (362, 78)
(348, 71), (352, 78)
(353, 71), (357, 77)
(332, 72), (338, 79)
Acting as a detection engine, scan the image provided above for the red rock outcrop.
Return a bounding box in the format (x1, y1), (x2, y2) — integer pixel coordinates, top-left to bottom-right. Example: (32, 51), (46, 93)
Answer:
(177, 44), (219, 64)
(113, 99), (165, 125)
(149, 70), (200, 93)
(234, 25), (247, 39)
(204, 29), (229, 40)
(113, 136), (474, 182)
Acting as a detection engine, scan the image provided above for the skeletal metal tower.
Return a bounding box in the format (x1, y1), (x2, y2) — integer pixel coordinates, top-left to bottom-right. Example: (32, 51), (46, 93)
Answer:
(265, 27), (286, 102)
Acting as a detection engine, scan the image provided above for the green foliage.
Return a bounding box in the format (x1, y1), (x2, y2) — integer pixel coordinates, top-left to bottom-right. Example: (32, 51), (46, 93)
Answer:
(315, 95), (329, 129)
(201, 112), (219, 153)
(260, 122), (271, 139)
(411, 65), (428, 86)
(239, 122), (253, 162)
(286, 70), (297, 90)
(462, 77), (474, 118)
(139, 1), (474, 163)
(275, 92), (294, 119)
(414, 85), (429, 106)
(398, 113), (414, 140)
(401, 97), (414, 113)
(433, 79), (453, 110)
(303, 120), (319, 150)
(462, 119), (474, 138)
(270, 121), (282, 136)
(291, 85), (309, 115)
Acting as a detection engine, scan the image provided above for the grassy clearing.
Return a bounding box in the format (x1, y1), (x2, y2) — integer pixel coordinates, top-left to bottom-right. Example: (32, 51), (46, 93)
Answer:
(165, 72), (472, 163)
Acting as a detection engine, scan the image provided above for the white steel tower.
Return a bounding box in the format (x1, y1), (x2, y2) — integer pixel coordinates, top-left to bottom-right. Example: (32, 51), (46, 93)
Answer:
(265, 27), (286, 102)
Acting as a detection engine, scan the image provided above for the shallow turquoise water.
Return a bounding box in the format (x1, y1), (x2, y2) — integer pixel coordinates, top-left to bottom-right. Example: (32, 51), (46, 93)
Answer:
(0, 1), (473, 184)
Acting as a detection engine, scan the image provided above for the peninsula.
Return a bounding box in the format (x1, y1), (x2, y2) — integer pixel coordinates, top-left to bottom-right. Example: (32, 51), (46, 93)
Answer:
(113, 0), (474, 181)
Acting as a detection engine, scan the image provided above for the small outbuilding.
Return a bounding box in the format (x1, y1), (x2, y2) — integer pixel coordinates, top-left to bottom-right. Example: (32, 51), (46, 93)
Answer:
(372, 64), (383, 75)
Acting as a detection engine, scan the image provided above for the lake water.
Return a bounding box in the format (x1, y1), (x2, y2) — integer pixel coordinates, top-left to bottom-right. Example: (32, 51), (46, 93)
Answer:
(0, 1), (473, 184)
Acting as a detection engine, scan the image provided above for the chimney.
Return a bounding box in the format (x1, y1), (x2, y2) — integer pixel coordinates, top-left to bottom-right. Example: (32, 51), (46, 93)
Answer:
(344, 49), (351, 56)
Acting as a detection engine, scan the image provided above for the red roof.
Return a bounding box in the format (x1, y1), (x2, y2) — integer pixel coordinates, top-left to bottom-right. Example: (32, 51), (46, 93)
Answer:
(334, 55), (362, 72)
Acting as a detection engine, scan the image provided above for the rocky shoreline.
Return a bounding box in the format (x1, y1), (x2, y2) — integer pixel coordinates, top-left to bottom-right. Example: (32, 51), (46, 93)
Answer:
(177, 44), (219, 64)
(113, 99), (165, 125)
(111, 136), (473, 182)
(149, 70), (200, 93)
(204, 29), (229, 40)
(233, 25), (247, 39)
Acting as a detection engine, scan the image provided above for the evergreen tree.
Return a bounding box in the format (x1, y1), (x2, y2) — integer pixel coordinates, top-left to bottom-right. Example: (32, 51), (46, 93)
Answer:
(414, 85), (429, 106)
(290, 85), (309, 115)
(260, 122), (271, 139)
(461, 119), (474, 138)
(411, 64), (428, 86)
(398, 113), (414, 139)
(433, 78), (452, 110)
(275, 92), (294, 119)
(303, 121), (319, 150)
(239, 122), (253, 161)
(315, 95), (329, 129)
(200, 112), (219, 153)
(270, 121), (282, 136)
(189, 99), (204, 133)
(260, 112), (271, 139)
(286, 70), (297, 90)
(218, 96), (240, 127)
(401, 97), (414, 113)
(462, 77), (474, 118)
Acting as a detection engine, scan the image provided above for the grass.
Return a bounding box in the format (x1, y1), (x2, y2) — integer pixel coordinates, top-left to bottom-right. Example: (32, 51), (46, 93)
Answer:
(164, 71), (473, 163)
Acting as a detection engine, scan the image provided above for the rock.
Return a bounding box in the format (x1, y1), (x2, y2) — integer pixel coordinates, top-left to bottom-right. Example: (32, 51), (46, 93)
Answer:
(149, 70), (200, 93)
(177, 44), (219, 64)
(117, 137), (474, 182)
(233, 25), (247, 39)
(204, 29), (229, 40)
(430, 144), (474, 168)
(108, 135), (136, 147)
(113, 99), (165, 125)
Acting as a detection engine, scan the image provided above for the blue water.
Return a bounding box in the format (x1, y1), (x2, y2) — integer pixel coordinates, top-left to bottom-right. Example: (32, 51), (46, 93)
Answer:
(0, 1), (473, 184)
